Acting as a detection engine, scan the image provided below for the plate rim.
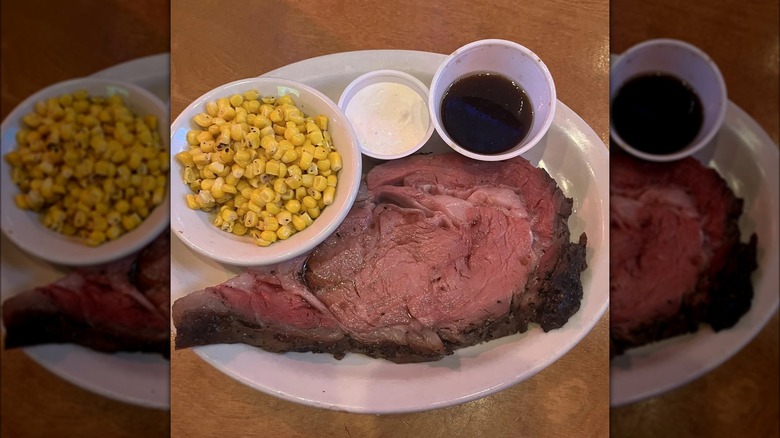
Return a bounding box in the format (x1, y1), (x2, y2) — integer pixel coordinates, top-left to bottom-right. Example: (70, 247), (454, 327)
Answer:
(0, 52), (172, 410)
(608, 53), (780, 407)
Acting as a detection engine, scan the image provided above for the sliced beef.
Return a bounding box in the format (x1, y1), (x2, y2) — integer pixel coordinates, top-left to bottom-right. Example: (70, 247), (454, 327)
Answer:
(173, 260), (349, 356)
(2, 232), (171, 358)
(173, 154), (587, 363)
(610, 151), (757, 356)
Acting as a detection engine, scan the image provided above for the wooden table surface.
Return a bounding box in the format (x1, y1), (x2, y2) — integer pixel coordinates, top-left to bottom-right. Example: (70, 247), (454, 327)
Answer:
(0, 1), (170, 437)
(610, 0), (779, 437)
(6, 0), (770, 436)
(170, 0), (610, 437)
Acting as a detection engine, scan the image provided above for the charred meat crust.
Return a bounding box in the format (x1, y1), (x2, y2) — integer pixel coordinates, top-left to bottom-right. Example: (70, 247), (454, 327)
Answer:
(532, 233), (587, 332)
(706, 235), (757, 330)
(174, 303), (350, 357)
(3, 308), (170, 358)
(2, 233), (171, 358)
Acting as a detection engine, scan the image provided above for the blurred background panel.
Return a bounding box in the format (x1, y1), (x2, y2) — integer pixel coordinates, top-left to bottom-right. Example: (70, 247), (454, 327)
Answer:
(611, 0), (779, 144)
(170, 0), (610, 436)
(1, 0), (170, 118)
(0, 0), (170, 437)
(610, 0), (779, 436)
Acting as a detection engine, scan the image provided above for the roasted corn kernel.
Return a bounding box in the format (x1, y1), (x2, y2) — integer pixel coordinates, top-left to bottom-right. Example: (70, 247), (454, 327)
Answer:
(4, 91), (166, 246)
(178, 91), (343, 246)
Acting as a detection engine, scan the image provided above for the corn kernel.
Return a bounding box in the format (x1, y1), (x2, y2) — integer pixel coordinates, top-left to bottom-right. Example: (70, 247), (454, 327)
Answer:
(273, 178), (288, 195)
(259, 230), (277, 242)
(323, 186), (336, 206)
(264, 216), (279, 232)
(281, 149), (298, 163)
(328, 152), (343, 172)
(313, 146), (329, 161)
(285, 176), (302, 190)
(307, 206), (321, 219)
(291, 214), (306, 231)
(314, 115), (328, 131)
(276, 224), (294, 240)
(313, 175), (328, 192)
(284, 199), (302, 214)
(265, 201), (282, 215)
(265, 160), (280, 176)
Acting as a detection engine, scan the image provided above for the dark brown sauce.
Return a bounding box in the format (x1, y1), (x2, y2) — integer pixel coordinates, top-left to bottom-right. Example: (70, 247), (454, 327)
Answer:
(612, 73), (703, 155)
(441, 73), (533, 155)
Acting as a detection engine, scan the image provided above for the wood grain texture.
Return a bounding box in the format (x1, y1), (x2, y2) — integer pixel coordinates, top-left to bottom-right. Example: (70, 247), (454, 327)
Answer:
(171, 317), (610, 438)
(1, 343), (170, 438)
(0, 0), (170, 436)
(0, 0), (169, 119)
(610, 0), (779, 436)
(170, 0), (610, 436)
(169, 0), (609, 145)
(610, 0), (779, 144)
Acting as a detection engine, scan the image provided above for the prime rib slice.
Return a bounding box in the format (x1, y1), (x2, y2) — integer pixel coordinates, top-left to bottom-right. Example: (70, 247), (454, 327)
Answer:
(173, 154), (587, 363)
(610, 151), (757, 356)
(2, 232), (171, 358)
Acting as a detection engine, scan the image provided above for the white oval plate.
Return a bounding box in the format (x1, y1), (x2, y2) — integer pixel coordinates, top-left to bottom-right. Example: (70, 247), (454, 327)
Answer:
(171, 50), (610, 414)
(0, 53), (171, 410)
(609, 56), (780, 407)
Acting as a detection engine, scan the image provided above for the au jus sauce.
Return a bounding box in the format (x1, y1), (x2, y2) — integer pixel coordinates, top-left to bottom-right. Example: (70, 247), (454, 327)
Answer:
(441, 73), (533, 155)
(612, 73), (703, 155)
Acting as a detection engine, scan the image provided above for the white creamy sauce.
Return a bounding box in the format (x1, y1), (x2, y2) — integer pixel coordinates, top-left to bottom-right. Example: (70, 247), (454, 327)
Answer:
(345, 82), (429, 156)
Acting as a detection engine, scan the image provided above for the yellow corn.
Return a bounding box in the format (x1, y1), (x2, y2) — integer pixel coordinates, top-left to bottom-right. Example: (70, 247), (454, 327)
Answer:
(281, 149), (298, 163)
(284, 199), (301, 214)
(265, 200), (282, 215)
(5, 91), (167, 245)
(313, 175), (328, 192)
(175, 91), (345, 245)
(229, 94), (243, 107)
(260, 230), (277, 242)
(264, 216), (279, 232)
(291, 214), (306, 231)
(328, 152), (343, 172)
(244, 210), (259, 228)
(308, 130), (324, 145)
(313, 146), (328, 161)
(314, 115), (328, 131)
(301, 174), (314, 188)
(323, 186), (336, 206)
(276, 224), (294, 240)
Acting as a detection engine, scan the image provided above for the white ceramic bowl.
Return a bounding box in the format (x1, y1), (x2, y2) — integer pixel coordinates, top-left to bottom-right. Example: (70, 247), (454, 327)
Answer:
(610, 39), (728, 162)
(428, 39), (557, 161)
(170, 77), (362, 266)
(338, 69), (433, 160)
(0, 77), (170, 266)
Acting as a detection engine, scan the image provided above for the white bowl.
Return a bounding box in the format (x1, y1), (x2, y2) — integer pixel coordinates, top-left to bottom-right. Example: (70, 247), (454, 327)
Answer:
(338, 69), (433, 160)
(0, 77), (170, 266)
(170, 77), (362, 266)
(428, 39), (557, 161)
(610, 39), (728, 162)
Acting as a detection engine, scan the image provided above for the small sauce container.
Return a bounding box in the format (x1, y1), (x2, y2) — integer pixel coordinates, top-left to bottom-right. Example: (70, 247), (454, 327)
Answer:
(611, 39), (728, 162)
(338, 70), (434, 160)
(428, 39), (556, 161)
